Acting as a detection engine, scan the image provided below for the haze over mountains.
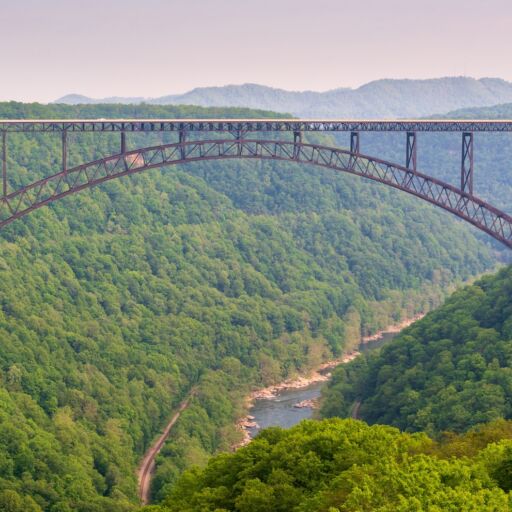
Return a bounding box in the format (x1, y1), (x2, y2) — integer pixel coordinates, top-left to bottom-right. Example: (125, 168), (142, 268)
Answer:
(54, 77), (512, 118)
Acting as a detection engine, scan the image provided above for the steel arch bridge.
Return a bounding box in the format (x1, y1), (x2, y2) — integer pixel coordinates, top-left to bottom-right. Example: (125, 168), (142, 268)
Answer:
(1, 119), (512, 249)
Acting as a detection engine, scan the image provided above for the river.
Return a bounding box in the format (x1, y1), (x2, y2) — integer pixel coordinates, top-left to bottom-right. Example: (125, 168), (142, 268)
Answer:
(247, 331), (397, 438)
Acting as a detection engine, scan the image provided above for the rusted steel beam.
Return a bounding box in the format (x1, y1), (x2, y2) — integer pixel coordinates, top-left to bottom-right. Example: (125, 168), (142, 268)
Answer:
(179, 128), (187, 160)
(121, 131), (126, 154)
(350, 132), (360, 154)
(406, 132), (417, 171)
(461, 132), (474, 195)
(2, 132), (6, 197)
(62, 131), (67, 172)
(293, 131), (302, 158)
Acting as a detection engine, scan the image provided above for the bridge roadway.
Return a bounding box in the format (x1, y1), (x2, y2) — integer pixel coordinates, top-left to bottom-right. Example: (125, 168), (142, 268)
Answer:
(2, 118), (512, 133)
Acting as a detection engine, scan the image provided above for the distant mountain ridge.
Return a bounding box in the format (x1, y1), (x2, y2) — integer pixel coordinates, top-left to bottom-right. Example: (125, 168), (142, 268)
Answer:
(54, 77), (512, 118)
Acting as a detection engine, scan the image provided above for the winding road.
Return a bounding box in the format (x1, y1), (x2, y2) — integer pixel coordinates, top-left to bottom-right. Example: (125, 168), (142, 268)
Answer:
(138, 393), (194, 505)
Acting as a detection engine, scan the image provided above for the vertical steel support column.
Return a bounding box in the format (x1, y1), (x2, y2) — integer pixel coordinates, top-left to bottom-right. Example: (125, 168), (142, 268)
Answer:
(349, 132), (360, 169)
(293, 131), (302, 159)
(179, 128), (187, 160)
(121, 132), (128, 170)
(235, 128), (243, 155)
(121, 131), (126, 154)
(350, 131), (360, 154)
(62, 130), (67, 172)
(2, 132), (6, 197)
(406, 132), (417, 170)
(461, 132), (474, 195)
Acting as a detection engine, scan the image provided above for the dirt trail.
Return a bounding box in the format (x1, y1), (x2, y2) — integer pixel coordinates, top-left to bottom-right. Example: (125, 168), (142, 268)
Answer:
(138, 393), (194, 505)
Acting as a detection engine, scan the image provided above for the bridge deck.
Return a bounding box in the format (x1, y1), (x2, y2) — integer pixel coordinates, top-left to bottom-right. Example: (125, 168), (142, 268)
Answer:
(1, 119), (512, 132)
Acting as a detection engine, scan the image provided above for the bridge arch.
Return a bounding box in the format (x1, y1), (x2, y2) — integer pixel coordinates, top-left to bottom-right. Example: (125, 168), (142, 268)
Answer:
(1, 138), (511, 248)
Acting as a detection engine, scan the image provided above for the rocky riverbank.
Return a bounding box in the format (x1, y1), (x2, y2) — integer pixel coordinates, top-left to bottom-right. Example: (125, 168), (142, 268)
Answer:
(234, 314), (426, 449)
(360, 313), (424, 344)
(249, 350), (361, 401)
(233, 351), (360, 448)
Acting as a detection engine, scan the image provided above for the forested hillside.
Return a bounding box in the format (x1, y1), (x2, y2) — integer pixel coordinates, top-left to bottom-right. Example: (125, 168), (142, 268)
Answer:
(321, 265), (512, 435)
(0, 102), (496, 511)
(147, 418), (512, 511)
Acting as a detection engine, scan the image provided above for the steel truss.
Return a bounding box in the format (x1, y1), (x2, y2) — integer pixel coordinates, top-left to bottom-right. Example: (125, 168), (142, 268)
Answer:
(2, 119), (512, 133)
(0, 138), (510, 248)
(406, 132), (417, 171)
(461, 132), (474, 195)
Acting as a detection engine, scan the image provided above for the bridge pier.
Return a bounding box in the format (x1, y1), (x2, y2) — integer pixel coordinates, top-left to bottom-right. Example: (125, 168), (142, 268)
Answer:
(120, 132), (129, 170)
(349, 132), (360, 169)
(121, 131), (126, 154)
(2, 132), (6, 197)
(62, 131), (67, 172)
(461, 132), (474, 195)
(350, 132), (360, 154)
(179, 128), (187, 160)
(406, 132), (417, 171)
(293, 131), (302, 159)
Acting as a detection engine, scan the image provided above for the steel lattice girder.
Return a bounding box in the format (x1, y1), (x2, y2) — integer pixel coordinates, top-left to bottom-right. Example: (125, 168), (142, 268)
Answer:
(461, 132), (474, 195)
(3, 119), (512, 133)
(0, 139), (510, 248)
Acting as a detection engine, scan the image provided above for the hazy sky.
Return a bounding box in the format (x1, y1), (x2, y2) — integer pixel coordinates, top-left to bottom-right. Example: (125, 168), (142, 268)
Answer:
(1, 0), (512, 103)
